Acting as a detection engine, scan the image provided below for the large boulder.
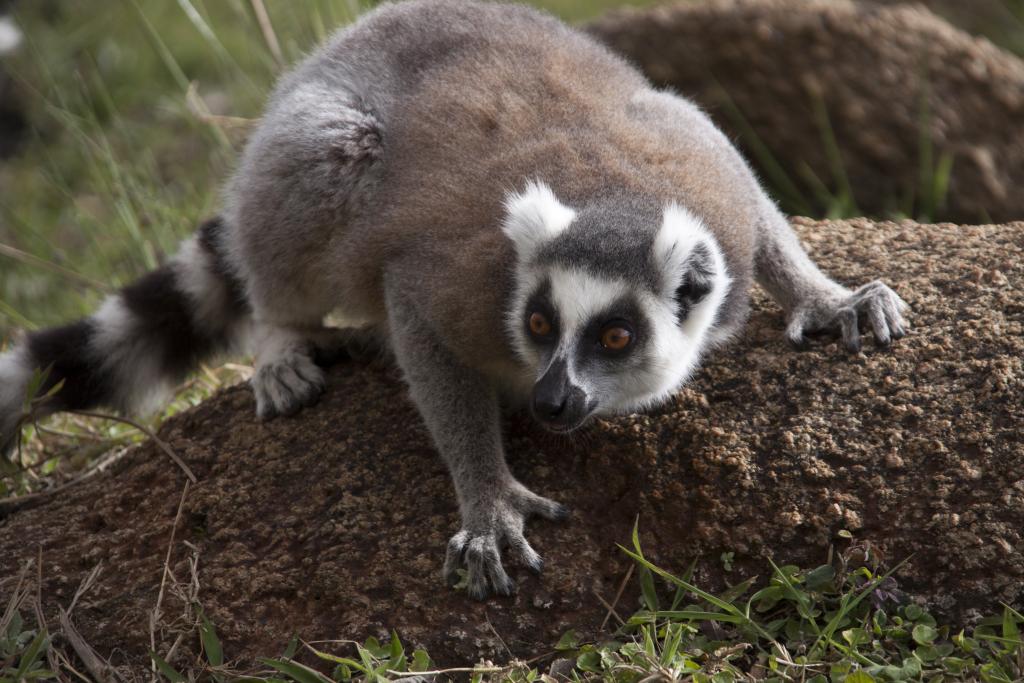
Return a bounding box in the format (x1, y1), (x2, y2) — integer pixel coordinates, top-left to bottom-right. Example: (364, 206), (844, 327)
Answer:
(0, 218), (1021, 673)
(586, 0), (1024, 223)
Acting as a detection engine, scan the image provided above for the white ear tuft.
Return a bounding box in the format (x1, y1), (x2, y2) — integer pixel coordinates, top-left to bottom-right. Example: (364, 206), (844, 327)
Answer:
(501, 180), (576, 258)
(653, 202), (711, 295)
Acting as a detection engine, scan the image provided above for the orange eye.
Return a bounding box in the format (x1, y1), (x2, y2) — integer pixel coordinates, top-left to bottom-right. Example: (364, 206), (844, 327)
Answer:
(529, 312), (552, 337)
(600, 326), (633, 351)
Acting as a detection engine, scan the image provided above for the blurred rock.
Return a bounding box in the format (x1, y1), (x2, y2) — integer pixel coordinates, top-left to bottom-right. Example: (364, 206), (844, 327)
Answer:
(587, 0), (1024, 222)
(868, 0), (1024, 54)
(1, 217), (1020, 672)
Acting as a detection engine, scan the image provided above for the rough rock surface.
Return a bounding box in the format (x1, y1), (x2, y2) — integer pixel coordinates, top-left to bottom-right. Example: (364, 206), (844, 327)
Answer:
(586, 0), (1024, 223)
(1, 218), (1022, 673)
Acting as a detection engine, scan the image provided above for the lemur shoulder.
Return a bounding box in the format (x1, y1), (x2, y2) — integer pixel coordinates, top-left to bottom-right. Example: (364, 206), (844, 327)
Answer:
(0, 0), (907, 599)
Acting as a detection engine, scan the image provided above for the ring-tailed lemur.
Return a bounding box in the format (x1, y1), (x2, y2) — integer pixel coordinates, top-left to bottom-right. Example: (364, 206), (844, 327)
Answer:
(0, 0), (907, 598)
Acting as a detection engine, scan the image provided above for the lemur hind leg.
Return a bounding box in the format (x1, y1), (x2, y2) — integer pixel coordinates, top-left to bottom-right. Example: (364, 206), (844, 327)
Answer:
(385, 280), (567, 600)
(755, 208), (908, 352)
(227, 82), (384, 419)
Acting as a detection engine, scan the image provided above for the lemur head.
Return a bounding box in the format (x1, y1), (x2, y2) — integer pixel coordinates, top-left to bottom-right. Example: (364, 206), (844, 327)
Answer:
(503, 181), (731, 433)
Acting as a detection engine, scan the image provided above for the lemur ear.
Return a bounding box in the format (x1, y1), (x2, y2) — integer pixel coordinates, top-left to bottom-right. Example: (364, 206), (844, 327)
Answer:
(501, 180), (575, 259)
(653, 203), (721, 322)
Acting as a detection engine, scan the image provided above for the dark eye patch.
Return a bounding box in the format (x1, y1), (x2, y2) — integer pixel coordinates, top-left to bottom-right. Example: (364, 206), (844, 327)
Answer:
(579, 296), (649, 361)
(523, 279), (559, 344)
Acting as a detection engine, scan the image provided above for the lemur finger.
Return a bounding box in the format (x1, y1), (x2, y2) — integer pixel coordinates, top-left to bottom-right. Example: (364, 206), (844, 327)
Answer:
(271, 364), (320, 414)
(784, 311), (810, 350)
(867, 303), (891, 347)
(465, 535), (513, 600)
(443, 530), (470, 586)
(482, 541), (516, 597)
(837, 307), (861, 353)
(507, 529), (544, 574)
(880, 294), (907, 338)
(520, 492), (569, 522)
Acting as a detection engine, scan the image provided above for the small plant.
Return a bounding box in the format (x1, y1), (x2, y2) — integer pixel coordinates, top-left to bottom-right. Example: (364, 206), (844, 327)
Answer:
(0, 612), (54, 682)
(550, 522), (1024, 682)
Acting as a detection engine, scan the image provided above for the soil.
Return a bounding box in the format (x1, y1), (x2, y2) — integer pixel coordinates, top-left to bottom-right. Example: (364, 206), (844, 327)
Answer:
(586, 0), (1024, 223)
(0, 218), (1022, 674)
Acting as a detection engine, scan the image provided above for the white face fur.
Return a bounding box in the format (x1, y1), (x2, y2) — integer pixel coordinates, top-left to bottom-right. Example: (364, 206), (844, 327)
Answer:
(502, 181), (731, 431)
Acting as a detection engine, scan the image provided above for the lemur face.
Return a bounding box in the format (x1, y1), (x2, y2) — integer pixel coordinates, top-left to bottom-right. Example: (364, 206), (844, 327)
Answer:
(503, 182), (731, 432)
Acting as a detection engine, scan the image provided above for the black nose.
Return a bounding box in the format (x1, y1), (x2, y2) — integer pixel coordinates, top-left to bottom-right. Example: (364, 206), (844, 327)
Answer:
(532, 357), (571, 421)
(533, 392), (567, 419)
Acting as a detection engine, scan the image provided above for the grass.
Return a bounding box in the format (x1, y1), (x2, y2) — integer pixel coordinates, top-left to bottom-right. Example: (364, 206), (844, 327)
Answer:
(3, 525), (1022, 681)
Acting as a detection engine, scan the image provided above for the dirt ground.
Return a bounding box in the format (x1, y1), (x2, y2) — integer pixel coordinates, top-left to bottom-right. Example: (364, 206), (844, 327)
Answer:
(0, 218), (1021, 674)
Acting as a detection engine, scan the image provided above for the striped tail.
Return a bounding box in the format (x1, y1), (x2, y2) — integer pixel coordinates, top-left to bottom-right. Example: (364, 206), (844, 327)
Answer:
(0, 218), (250, 456)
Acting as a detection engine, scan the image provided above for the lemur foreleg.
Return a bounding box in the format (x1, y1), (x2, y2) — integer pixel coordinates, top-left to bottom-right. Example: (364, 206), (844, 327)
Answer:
(385, 281), (567, 599)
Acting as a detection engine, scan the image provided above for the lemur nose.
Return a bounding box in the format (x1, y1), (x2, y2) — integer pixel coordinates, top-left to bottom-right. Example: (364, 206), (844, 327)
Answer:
(533, 393), (568, 419)
(532, 357), (571, 421)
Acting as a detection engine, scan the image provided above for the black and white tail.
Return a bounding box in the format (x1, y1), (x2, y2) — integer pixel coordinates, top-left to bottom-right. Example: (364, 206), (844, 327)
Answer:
(0, 218), (250, 456)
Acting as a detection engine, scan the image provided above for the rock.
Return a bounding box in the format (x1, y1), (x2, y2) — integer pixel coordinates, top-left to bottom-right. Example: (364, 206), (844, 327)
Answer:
(0, 218), (1021, 673)
(867, 0), (1024, 54)
(586, 0), (1024, 222)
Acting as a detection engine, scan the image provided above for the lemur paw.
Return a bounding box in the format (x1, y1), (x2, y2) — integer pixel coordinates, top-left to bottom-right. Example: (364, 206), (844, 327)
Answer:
(443, 482), (568, 600)
(786, 280), (909, 353)
(252, 351), (326, 419)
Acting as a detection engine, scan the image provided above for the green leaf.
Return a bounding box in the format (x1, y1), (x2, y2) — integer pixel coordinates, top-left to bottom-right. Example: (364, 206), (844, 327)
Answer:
(639, 566), (660, 612)
(805, 565), (836, 591)
(6, 612), (22, 639)
(282, 635), (299, 659)
(260, 659), (333, 683)
(912, 624), (938, 645)
(750, 585), (784, 612)
(901, 657), (922, 678)
(555, 630), (579, 651)
(576, 651), (601, 673)
(844, 672), (875, 683)
(198, 619), (223, 668)
(634, 610), (744, 624)
(842, 628), (870, 647)
(905, 604), (923, 621)
(410, 649), (431, 673)
(150, 652), (186, 683)
(303, 644), (366, 674)
(1002, 606), (1021, 642)
(388, 630), (404, 670)
(13, 631), (48, 679)
(718, 576), (756, 605)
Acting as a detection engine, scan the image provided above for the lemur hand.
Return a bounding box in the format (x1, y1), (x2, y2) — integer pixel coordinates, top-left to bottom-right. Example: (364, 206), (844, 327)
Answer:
(443, 480), (568, 600)
(785, 280), (909, 352)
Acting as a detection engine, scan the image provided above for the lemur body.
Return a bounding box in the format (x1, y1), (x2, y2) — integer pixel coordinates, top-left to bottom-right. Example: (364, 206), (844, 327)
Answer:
(0, 0), (906, 598)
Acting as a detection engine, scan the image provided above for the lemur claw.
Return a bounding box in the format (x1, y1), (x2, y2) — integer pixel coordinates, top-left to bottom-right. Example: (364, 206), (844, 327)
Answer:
(252, 352), (326, 419)
(786, 280), (908, 352)
(444, 484), (566, 600)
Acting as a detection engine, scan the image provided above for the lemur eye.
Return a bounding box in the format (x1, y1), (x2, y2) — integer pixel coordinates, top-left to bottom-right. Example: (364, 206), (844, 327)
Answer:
(600, 325), (633, 351)
(528, 312), (552, 337)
